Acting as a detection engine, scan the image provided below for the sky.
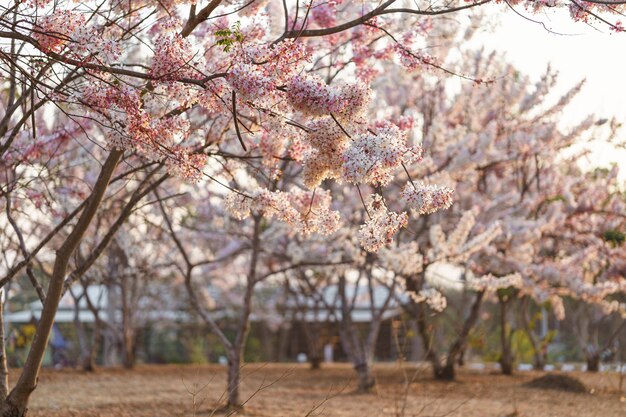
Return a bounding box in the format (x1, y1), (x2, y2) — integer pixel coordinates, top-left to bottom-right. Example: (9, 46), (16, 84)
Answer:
(476, 6), (626, 179)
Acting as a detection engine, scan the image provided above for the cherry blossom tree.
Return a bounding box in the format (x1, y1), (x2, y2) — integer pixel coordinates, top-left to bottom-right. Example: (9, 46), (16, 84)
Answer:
(157, 176), (348, 407)
(535, 166), (626, 371)
(1, 0), (625, 414)
(364, 16), (624, 375)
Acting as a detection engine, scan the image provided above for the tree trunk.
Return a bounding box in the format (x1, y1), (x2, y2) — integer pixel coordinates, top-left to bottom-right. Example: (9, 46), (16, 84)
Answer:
(121, 333), (135, 370)
(226, 352), (242, 409)
(225, 215), (261, 409)
(276, 323), (290, 362)
(433, 363), (455, 380)
(499, 298), (514, 376)
(407, 320), (421, 362)
(259, 322), (275, 363)
(0, 150), (122, 417)
(73, 297), (95, 372)
(406, 275), (446, 379)
(457, 348), (465, 367)
(118, 252), (136, 370)
(337, 272), (389, 393)
(121, 290), (135, 371)
(415, 301), (445, 379)
(82, 336), (97, 372)
(440, 291), (485, 380)
(532, 350), (546, 371)
(586, 354), (600, 372)
(302, 321), (322, 370)
(0, 292), (9, 401)
(102, 282), (118, 366)
(354, 362), (375, 392)
(520, 297), (545, 371)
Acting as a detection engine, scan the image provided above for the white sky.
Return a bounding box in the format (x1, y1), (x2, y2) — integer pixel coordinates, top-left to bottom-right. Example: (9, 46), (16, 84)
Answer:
(476, 6), (626, 178)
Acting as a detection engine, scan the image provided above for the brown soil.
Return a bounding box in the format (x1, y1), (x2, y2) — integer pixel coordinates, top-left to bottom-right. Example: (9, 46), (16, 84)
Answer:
(11, 363), (625, 417)
(523, 374), (588, 393)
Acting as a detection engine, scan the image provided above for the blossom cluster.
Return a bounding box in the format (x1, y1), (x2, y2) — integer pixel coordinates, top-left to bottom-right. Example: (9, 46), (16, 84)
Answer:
(343, 123), (422, 186)
(358, 194), (408, 252)
(33, 10), (84, 53)
(224, 188), (341, 236)
(287, 74), (371, 120)
(401, 181), (454, 215)
(467, 272), (523, 292)
(79, 82), (205, 181)
(150, 24), (202, 80)
(311, 0), (344, 28)
(302, 118), (350, 188)
(32, 10), (121, 63)
(227, 40), (310, 106)
(379, 242), (424, 276)
(409, 288), (447, 312)
(427, 212), (501, 265)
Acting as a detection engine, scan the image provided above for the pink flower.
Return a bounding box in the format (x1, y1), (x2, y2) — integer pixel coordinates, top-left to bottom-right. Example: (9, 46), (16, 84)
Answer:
(401, 182), (454, 215)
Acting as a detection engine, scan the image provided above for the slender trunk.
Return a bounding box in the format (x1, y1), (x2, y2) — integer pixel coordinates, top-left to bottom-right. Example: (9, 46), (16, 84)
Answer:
(531, 346), (546, 371)
(583, 321), (626, 373)
(226, 351), (242, 409)
(439, 291), (485, 381)
(354, 361), (375, 392)
(339, 270), (391, 392)
(520, 297), (545, 370)
(103, 281), (119, 366)
(121, 331), (135, 370)
(121, 293), (135, 370)
(226, 215), (261, 408)
(499, 297), (513, 376)
(586, 354), (600, 372)
(406, 275), (445, 378)
(276, 323), (289, 362)
(404, 320), (420, 362)
(457, 348), (465, 367)
(302, 321), (322, 370)
(73, 297), (95, 372)
(118, 253), (136, 370)
(259, 322), (274, 363)
(1, 150), (122, 417)
(434, 363), (456, 380)
(102, 327), (118, 366)
(87, 323), (100, 372)
(359, 318), (381, 392)
(0, 293), (9, 400)
(338, 275), (372, 391)
(416, 308), (444, 378)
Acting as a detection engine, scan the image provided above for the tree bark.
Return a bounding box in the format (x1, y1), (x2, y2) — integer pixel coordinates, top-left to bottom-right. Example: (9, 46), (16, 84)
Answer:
(405, 274), (447, 379)
(415, 301), (445, 378)
(302, 321), (323, 370)
(0, 150), (122, 417)
(520, 297), (545, 371)
(354, 361), (375, 392)
(225, 215), (261, 408)
(72, 294), (95, 372)
(498, 297), (514, 376)
(338, 270), (392, 392)
(276, 323), (290, 362)
(226, 351), (242, 409)
(121, 331), (135, 370)
(414, 289), (484, 381)
(0, 292), (9, 401)
(120, 284), (136, 370)
(442, 291), (485, 380)
(586, 354), (600, 372)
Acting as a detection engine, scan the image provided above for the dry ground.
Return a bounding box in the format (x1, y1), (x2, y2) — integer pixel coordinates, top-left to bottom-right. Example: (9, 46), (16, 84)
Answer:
(15, 363), (625, 417)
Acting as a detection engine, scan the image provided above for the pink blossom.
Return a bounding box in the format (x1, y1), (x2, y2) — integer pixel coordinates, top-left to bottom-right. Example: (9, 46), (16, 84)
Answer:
(400, 181), (454, 215)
